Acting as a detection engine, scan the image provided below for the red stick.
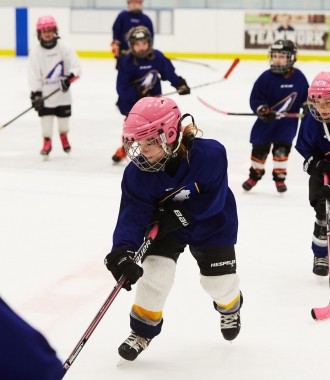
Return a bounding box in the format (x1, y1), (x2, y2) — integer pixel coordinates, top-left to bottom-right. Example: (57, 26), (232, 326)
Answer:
(223, 57), (240, 79)
(163, 57), (240, 96)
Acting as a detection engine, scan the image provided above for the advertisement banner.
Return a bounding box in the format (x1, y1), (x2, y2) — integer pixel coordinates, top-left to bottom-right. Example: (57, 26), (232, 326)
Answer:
(244, 13), (329, 50)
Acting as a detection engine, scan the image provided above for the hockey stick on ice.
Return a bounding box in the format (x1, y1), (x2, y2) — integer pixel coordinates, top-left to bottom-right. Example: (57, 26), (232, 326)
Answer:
(61, 223), (159, 377)
(0, 76), (79, 130)
(197, 96), (304, 119)
(311, 173), (330, 321)
(162, 57), (240, 96)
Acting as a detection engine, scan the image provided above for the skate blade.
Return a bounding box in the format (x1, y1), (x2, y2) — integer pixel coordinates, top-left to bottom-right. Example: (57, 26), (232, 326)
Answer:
(41, 154), (50, 161)
(117, 357), (131, 367)
(315, 274), (328, 284)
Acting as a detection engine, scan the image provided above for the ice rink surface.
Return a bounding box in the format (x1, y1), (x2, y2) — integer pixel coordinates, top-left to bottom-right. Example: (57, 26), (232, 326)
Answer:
(1, 56), (330, 379)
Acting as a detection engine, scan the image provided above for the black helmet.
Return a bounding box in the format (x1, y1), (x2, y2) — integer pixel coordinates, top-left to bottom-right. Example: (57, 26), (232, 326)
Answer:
(127, 25), (153, 59)
(269, 39), (297, 74)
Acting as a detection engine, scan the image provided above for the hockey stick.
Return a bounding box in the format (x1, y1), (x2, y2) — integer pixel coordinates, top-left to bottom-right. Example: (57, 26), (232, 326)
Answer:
(163, 57), (240, 96)
(170, 57), (218, 71)
(62, 223), (159, 377)
(197, 96), (303, 119)
(311, 173), (330, 321)
(0, 76), (79, 130)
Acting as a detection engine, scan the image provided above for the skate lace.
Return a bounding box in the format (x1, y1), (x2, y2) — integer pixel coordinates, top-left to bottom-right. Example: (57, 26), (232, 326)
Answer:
(315, 257), (329, 266)
(221, 312), (239, 329)
(124, 332), (150, 352)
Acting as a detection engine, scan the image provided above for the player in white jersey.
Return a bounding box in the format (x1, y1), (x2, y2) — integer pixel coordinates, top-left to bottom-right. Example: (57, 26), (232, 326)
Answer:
(27, 15), (81, 158)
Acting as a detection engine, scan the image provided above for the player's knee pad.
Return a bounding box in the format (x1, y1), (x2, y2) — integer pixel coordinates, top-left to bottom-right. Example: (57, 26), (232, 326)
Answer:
(41, 115), (54, 137)
(134, 255), (176, 312)
(200, 273), (240, 307)
(58, 117), (69, 134)
(272, 143), (291, 158)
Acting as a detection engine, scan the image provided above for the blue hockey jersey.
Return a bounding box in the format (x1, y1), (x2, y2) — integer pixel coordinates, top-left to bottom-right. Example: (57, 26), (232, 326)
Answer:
(116, 50), (184, 115)
(249, 68), (308, 145)
(112, 10), (154, 52)
(0, 297), (63, 380)
(295, 112), (330, 161)
(111, 138), (238, 252)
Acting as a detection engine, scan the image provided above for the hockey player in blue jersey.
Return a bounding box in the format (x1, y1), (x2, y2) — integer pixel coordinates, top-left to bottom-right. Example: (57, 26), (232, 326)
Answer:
(105, 96), (243, 362)
(110, 0), (154, 69)
(112, 25), (190, 163)
(295, 72), (330, 277)
(242, 39), (308, 193)
(0, 297), (63, 380)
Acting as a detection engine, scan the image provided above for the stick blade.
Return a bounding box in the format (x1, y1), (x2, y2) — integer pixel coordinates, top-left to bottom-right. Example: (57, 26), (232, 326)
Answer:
(311, 304), (330, 320)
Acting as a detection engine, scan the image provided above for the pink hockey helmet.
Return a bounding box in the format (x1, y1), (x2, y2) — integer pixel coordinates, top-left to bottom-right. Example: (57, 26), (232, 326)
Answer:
(36, 15), (57, 31)
(124, 96), (182, 144)
(308, 72), (330, 122)
(123, 97), (182, 172)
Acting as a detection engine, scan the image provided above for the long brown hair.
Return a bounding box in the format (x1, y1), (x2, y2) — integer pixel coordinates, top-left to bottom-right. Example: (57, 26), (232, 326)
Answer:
(177, 123), (203, 158)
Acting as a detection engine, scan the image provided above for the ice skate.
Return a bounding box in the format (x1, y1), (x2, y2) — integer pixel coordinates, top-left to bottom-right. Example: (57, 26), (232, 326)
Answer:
(313, 256), (329, 277)
(112, 146), (126, 163)
(40, 138), (52, 159)
(242, 178), (256, 191)
(275, 181), (287, 193)
(220, 310), (241, 341)
(118, 331), (152, 362)
(60, 133), (71, 153)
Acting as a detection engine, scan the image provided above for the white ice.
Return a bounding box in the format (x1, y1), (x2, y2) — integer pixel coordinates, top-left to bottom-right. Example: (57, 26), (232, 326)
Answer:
(1, 56), (330, 380)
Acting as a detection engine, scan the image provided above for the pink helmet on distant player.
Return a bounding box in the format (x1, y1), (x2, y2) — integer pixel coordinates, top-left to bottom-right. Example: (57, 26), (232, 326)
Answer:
(308, 72), (330, 122)
(36, 15), (57, 31)
(36, 15), (58, 49)
(123, 97), (182, 172)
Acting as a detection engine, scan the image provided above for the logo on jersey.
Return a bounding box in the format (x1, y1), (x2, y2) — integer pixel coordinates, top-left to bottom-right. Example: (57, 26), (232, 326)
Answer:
(272, 92), (297, 113)
(133, 69), (159, 93)
(173, 189), (191, 201)
(45, 61), (64, 84)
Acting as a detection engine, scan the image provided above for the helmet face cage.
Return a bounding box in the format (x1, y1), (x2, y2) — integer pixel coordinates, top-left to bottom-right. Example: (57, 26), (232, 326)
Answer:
(123, 97), (182, 172)
(127, 26), (152, 58)
(269, 40), (297, 74)
(308, 72), (330, 122)
(124, 133), (172, 172)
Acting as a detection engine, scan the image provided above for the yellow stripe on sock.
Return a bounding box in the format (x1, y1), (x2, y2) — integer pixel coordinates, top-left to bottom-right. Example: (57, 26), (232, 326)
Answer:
(216, 293), (240, 311)
(133, 304), (162, 321)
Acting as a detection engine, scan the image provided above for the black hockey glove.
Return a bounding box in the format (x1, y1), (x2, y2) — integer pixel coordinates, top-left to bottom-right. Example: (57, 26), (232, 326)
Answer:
(176, 77), (191, 95)
(61, 73), (75, 92)
(316, 185), (330, 200)
(151, 201), (191, 239)
(304, 157), (330, 177)
(256, 105), (277, 122)
(104, 249), (143, 291)
(30, 91), (44, 111)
